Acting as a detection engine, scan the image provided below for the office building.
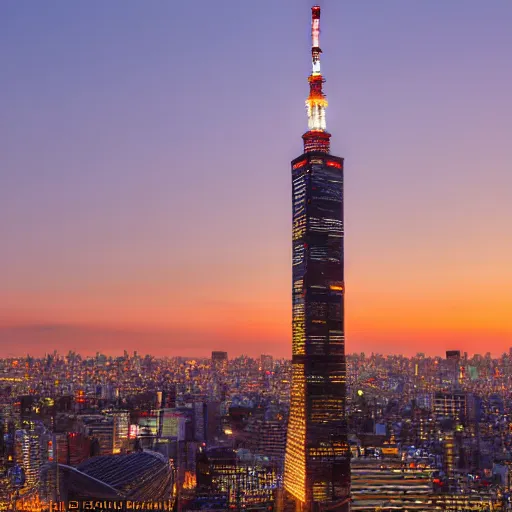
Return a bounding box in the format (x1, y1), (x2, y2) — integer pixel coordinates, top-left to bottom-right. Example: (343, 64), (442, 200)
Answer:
(434, 392), (467, 423)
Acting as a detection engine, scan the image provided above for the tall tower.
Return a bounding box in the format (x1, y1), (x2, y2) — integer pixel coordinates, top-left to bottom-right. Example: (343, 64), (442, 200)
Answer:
(283, 6), (351, 511)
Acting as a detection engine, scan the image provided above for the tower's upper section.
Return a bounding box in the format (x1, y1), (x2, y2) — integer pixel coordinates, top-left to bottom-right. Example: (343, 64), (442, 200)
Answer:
(303, 5), (331, 154)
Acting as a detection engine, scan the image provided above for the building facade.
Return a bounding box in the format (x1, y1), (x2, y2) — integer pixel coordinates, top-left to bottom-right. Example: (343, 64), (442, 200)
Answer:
(283, 5), (350, 511)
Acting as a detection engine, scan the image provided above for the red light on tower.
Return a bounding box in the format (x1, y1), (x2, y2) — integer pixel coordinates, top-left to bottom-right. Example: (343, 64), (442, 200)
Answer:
(293, 158), (308, 170)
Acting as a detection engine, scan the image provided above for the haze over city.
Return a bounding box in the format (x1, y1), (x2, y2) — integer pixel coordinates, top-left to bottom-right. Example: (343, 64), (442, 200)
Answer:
(2, 0), (512, 358)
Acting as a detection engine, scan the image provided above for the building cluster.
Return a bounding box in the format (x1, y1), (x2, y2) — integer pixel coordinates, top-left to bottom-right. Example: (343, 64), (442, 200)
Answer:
(0, 350), (512, 510)
(345, 350), (512, 510)
(0, 351), (289, 510)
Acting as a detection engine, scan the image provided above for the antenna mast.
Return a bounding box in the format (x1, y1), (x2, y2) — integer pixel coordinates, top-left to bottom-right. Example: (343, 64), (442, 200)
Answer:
(303, 5), (331, 153)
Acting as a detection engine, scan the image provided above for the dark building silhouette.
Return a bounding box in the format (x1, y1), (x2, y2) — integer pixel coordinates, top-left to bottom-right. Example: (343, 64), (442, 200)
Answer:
(212, 351), (228, 364)
(446, 350), (461, 360)
(283, 5), (350, 511)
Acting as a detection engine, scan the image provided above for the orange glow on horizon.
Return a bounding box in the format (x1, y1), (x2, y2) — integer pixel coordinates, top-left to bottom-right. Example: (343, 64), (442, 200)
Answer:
(2, 243), (512, 358)
(1, 289), (511, 358)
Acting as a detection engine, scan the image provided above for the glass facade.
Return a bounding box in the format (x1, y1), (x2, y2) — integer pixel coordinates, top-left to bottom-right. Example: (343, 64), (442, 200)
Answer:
(284, 153), (350, 510)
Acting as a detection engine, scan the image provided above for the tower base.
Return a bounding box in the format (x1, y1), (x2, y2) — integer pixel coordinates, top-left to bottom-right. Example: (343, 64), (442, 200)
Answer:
(277, 489), (350, 512)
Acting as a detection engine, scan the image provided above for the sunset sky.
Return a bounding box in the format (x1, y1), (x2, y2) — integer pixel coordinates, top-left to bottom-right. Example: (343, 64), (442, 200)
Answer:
(2, 1), (512, 358)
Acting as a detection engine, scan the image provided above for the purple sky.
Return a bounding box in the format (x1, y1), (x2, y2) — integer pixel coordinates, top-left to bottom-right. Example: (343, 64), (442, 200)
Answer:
(1, 1), (512, 358)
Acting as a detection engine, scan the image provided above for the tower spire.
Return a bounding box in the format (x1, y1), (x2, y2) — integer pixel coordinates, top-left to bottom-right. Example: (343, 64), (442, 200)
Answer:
(303, 5), (331, 153)
(311, 5), (322, 76)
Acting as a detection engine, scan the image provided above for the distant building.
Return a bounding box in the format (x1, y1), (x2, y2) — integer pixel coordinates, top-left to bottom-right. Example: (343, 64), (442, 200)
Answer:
(443, 431), (457, 492)
(196, 446), (277, 509)
(205, 401), (221, 444)
(260, 354), (274, 372)
(193, 402), (206, 443)
(211, 352), (228, 401)
(434, 392), (467, 423)
(212, 351), (228, 366)
(78, 416), (114, 456)
(161, 409), (187, 441)
(15, 429), (45, 488)
(446, 350), (461, 360)
(244, 408), (287, 469)
(113, 412), (130, 453)
(51, 432), (91, 466)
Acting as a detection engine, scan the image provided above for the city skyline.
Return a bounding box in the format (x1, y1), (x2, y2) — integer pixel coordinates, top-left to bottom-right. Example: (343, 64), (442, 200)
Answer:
(2, 1), (512, 359)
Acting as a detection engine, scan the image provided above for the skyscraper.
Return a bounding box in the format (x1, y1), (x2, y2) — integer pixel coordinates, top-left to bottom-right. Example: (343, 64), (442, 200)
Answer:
(283, 6), (351, 511)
